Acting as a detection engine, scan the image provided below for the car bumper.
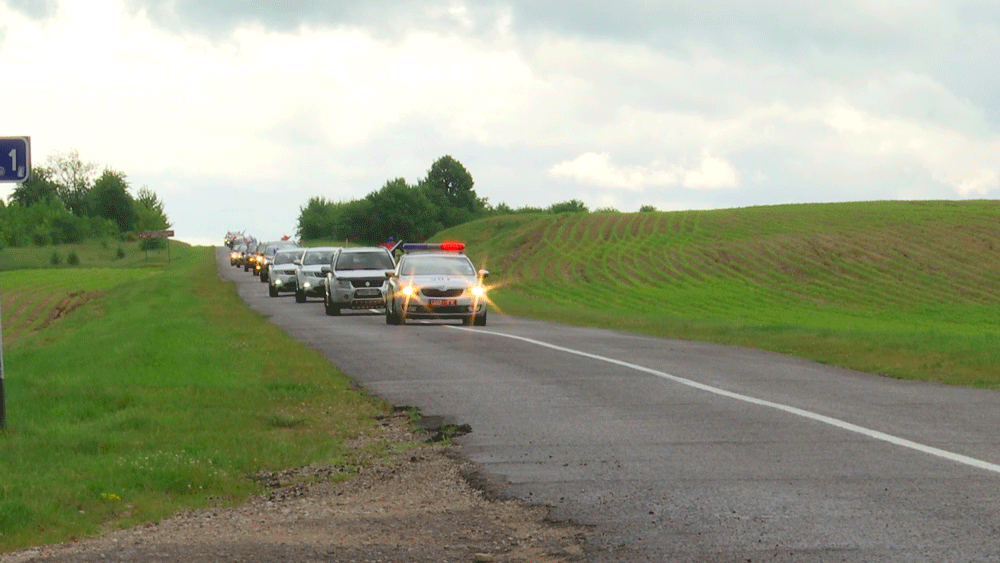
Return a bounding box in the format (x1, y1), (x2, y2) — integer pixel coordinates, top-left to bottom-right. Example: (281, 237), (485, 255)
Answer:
(300, 280), (326, 296)
(394, 298), (485, 319)
(270, 276), (298, 292)
(330, 287), (387, 309)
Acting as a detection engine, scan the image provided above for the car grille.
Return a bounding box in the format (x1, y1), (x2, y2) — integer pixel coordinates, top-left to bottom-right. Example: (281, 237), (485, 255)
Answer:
(350, 278), (385, 288)
(410, 305), (470, 314)
(350, 298), (385, 309)
(421, 288), (464, 297)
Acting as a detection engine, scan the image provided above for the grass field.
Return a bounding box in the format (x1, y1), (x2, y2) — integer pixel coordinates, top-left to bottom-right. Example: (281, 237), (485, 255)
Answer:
(0, 243), (396, 552)
(440, 200), (1000, 388)
(0, 239), (175, 271)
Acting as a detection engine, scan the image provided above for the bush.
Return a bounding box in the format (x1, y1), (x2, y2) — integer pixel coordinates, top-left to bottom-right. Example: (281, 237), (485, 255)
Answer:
(50, 250), (62, 265)
(141, 237), (166, 251)
(67, 250), (80, 265)
(116, 246), (126, 259)
(33, 229), (52, 246)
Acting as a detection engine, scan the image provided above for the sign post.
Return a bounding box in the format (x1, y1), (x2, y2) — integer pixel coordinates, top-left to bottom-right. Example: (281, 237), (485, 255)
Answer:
(0, 295), (5, 431)
(0, 136), (30, 430)
(138, 230), (175, 263)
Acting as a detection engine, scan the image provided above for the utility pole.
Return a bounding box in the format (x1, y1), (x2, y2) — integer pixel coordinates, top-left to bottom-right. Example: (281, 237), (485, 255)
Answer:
(0, 292), (5, 430)
(0, 135), (32, 431)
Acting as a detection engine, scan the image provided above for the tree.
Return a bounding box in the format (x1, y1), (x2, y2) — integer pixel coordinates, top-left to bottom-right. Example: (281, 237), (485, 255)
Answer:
(91, 169), (137, 233)
(296, 196), (340, 241)
(135, 186), (171, 250)
(9, 166), (60, 207)
(47, 149), (98, 216)
(361, 178), (441, 243)
(639, 205), (657, 212)
(419, 155), (484, 228)
(549, 199), (589, 214)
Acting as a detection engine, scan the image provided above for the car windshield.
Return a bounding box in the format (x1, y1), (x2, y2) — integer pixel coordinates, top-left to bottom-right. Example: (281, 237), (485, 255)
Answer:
(335, 251), (394, 270)
(303, 250), (335, 265)
(273, 252), (299, 265)
(399, 255), (476, 276)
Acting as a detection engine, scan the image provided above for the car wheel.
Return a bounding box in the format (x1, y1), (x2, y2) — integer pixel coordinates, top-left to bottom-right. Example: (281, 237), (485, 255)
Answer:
(295, 289), (306, 303)
(324, 294), (341, 316)
(269, 284), (278, 298)
(386, 302), (402, 325)
(473, 310), (487, 326)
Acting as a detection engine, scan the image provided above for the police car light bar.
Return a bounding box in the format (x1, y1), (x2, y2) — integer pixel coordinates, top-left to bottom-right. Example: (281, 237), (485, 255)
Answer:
(402, 242), (465, 252)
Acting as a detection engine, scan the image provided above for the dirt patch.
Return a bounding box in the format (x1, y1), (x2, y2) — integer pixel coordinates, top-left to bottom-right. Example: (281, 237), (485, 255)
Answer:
(0, 411), (592, 563)
(36, 291), (103, 332)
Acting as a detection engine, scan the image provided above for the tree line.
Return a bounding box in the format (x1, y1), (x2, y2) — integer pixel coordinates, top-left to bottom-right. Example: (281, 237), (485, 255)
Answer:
(0, 149), (170, 250)
(296, 155), (659, 244)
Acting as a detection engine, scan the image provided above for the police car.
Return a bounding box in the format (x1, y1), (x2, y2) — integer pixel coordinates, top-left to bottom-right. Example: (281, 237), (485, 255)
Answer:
(385, 242), (489, 326)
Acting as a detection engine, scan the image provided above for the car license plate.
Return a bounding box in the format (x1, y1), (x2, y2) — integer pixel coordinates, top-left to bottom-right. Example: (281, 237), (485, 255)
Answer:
(429, 299), (457, 306)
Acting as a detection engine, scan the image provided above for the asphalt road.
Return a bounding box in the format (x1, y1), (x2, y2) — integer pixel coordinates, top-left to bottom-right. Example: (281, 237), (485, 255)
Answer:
(220, 249), (1000, 562)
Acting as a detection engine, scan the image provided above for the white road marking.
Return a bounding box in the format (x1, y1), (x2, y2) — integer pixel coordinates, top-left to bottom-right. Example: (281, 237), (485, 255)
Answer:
(450, 327), (1000, 475)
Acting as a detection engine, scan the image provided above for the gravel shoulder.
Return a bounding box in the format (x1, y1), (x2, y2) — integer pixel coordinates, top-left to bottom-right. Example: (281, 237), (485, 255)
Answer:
(1, 412), (591, 563)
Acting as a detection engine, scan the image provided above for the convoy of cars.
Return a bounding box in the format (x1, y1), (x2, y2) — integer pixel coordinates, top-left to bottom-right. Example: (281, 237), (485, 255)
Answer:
(226, 236), (489, 326)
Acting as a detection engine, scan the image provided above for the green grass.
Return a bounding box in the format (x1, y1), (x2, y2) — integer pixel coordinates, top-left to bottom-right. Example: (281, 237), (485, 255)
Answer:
(0, 239), (175, 271)
(437, 200), (1000, 389)
(0, 243), (397, 552)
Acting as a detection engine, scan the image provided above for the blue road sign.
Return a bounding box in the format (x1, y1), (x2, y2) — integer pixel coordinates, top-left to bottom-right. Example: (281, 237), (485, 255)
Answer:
(0, 136), (31, 183)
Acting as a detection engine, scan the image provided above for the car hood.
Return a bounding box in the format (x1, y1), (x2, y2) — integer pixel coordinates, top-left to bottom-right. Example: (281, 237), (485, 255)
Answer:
(336, 270), (393, 280)
(401, 274), (478, 288)
(299, 265), (327, 273)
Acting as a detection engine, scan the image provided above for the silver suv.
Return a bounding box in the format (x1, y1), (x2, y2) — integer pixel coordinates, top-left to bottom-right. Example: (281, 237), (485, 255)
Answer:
(294, 247), (340, 303)
(268, 247), (304, 297)
(322, 247), (396, 316)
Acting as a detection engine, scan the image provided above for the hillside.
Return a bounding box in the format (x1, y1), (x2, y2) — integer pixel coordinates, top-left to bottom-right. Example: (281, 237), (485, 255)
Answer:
(439, 200), (1000, 388)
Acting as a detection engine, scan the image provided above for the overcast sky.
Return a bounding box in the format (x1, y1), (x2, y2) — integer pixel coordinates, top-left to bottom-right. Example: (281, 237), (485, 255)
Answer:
(1, 0), (998, 246)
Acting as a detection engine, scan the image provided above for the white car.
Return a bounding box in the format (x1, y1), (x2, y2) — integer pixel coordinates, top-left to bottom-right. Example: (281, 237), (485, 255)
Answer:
(385, 242), (488, 326)
(268, 247), (304, 297)
(294, 246), (340, 303)
(322, 246), (396, 316)
(259, 240), (298, 283)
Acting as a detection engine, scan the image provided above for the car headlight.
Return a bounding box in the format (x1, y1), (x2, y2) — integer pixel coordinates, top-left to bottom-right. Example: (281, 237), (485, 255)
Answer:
(402, 285), (415, 296)
(470, 286), (485, 297)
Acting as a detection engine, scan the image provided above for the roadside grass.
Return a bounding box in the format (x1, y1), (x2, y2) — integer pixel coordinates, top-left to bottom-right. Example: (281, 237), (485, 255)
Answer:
(0, 239), (175, 271)
(440, 200), (1000, 389)
(0, 244), (396, 552)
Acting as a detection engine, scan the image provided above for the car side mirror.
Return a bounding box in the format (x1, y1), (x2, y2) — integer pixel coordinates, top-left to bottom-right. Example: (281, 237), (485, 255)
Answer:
(478, 269), (490, 278)
(321, 266), (330, 274)
(385, 271), (397, 279)
(293, 259), (301, 266)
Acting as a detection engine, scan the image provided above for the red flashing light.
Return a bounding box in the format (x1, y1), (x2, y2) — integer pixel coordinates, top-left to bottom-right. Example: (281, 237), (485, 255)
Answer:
(439, 242), (465, 251)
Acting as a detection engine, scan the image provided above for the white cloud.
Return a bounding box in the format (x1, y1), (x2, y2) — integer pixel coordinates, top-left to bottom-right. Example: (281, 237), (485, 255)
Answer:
(548, 151), (739, 191)
(2, 0), (999, 244)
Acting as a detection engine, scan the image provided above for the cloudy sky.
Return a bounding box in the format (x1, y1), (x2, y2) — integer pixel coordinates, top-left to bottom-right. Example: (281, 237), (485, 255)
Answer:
(1, 0), (998, 246)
